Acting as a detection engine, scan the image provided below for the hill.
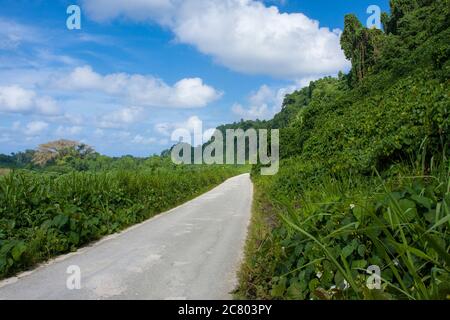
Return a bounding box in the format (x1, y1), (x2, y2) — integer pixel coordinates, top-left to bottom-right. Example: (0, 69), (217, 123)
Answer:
(233, 0), (449, 300)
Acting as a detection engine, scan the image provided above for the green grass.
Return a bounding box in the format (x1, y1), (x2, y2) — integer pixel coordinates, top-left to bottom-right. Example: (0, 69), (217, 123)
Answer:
(0, 165), (246, 279)
(236, 160), (450, 300)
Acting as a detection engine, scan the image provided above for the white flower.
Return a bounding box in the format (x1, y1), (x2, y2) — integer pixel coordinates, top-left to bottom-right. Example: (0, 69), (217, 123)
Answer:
(342, 280), (350, 290)
(350, 204), (356, 210)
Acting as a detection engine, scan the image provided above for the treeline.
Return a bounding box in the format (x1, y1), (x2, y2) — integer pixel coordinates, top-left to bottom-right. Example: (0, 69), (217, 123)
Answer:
(0, 139), (174, 173)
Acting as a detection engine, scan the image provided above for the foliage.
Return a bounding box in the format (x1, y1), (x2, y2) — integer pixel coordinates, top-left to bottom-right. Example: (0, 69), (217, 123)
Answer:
(32, 139), (95, 167)
(238, 162), (450, 300)
(341, 14), (384, 84)
(0, 150), (35, 169)
(236, 0), (450, 300)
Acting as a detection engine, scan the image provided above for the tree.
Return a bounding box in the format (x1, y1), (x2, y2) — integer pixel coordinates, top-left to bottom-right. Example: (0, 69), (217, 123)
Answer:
(341, 14), (384, 84)
(32, 139), (95, 166)
(383, 0), (421, 34)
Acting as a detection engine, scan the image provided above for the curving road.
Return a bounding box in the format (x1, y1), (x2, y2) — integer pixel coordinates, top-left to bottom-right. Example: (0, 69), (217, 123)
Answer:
(0, 173), (253, 300)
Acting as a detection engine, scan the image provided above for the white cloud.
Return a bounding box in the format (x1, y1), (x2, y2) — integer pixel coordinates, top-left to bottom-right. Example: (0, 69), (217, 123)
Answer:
(55, 126), (83, 137)
(25, 121), (48, 136)
(232, 103), (270, 120)
(83, 0), (350, 79)
(0, 85), (60, 115)
(132, 134), (157, 145)
(157, 115), (215, 145)
(0, 85), (34, 112)
(155, 122), (172, 136)
(156, 115), (203, 136)
(56, 65), (221, 108)
(94, 128), (105, 137)
(0, 18), (42, 50)
(98, 106), (145, 128)
(232, 84), (296, 120)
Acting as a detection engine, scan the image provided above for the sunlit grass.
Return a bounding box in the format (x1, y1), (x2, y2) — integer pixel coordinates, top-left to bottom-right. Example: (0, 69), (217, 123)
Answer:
(0, 168), (11, 176)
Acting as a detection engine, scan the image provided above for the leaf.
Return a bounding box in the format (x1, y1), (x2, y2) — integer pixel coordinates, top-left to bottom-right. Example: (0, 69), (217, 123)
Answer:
(308, 278), (320, 292)
(286, 281), (304, 299)
(11, 242), (27, 261)
(398, 199), (417, 222)
(0, 256), (7, 272)
(52, 214), (69, 228)
(271, 277), (287, 298)
(313, 288), (331, 300)
(68, 232), (80, 245)
(357, 244), (367, 257)
(341, 244), (355, 258)
(410, 194), (432, 210)
(351, 259), (368, 270)
(362, 288), (393, 300)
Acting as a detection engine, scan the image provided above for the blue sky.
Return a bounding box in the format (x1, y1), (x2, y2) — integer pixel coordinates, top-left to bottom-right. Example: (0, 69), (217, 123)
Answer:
(0, 0), (389, 156)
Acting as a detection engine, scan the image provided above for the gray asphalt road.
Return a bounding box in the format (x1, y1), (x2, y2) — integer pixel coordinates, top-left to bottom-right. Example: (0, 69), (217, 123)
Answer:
(0, 173), (253, 300)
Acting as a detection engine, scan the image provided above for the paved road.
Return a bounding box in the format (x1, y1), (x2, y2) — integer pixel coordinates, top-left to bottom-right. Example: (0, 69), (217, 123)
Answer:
(0, 174), (253, 300)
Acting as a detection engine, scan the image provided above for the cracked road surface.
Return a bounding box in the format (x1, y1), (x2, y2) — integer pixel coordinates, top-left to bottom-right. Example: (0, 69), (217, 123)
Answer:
(0, 173), (253, 300)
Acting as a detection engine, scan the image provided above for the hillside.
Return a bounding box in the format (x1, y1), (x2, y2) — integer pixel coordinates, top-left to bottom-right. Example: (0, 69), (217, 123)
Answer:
(234, 0), (450, 300)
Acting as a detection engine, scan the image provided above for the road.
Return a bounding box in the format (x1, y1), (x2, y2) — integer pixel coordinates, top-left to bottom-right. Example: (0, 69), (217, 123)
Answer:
(0, 173), (253, 300)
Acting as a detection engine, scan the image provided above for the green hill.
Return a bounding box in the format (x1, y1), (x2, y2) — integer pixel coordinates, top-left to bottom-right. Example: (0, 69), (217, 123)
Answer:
(233, 0), (449, 300)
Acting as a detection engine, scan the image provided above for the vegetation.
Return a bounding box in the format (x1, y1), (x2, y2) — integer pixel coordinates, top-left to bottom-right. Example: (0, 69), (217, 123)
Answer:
(235, 0), (449, 300)
(0, 150), (35, 169)
(32, 139), (95, 167)
(0, 138), (247, 278)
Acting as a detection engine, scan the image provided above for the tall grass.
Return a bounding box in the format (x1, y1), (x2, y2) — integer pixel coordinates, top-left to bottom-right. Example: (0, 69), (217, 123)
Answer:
(237, 160), (450, 300)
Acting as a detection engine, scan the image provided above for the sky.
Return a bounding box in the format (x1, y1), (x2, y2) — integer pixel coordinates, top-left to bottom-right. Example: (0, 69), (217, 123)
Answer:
(0, 0), (389, 157)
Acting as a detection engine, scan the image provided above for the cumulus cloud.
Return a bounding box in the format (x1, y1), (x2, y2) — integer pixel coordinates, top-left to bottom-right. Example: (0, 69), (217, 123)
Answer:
(232, 84), (296, 120)
(157, 115), (215, 146)
(98, 106), (144, 128)
(0, 18), (42, 50)
(24, 121), (49, 136)
(83, 0), (350, 79)
(132, 134), (157, 145)
(156, 115), (203, 137)
(55, 126), (83, 137)
(0, 85), (59, 115)
(56, 65), (221, 108)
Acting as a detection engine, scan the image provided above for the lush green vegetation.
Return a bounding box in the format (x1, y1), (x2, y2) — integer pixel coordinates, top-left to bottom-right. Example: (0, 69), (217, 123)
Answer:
(0, 140), (246, 279)
(236, 0), (449, 300)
